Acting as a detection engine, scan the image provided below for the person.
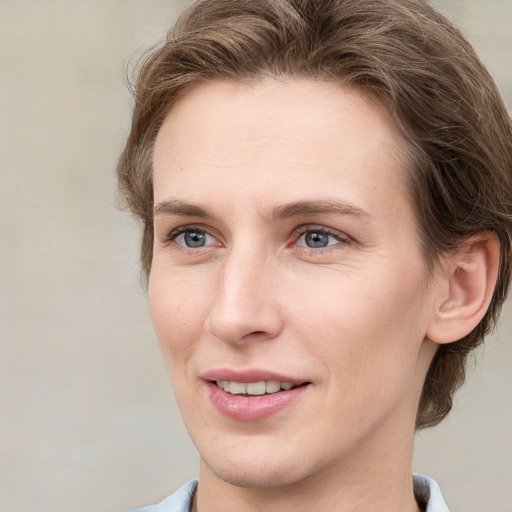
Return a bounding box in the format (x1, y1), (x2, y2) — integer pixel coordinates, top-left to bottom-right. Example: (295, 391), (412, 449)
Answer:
(116, 0), (512, 511)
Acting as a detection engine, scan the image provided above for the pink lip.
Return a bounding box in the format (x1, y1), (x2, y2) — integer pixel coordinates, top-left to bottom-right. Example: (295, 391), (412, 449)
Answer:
(201, 369), (310, 422)
(201, 368), (305, 384)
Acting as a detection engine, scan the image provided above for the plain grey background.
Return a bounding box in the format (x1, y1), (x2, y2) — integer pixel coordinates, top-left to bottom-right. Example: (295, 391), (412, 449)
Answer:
(0, 1), (511, 511)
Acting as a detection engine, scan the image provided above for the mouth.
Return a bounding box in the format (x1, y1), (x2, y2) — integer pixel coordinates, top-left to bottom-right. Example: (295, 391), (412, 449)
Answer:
(206, 377), (310, 421)
(202, 369), (311, 420)
(214, 380), (302, 396)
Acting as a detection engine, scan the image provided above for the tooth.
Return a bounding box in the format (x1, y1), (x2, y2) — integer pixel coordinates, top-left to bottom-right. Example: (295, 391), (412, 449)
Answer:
(246, 381), (266, 395)
(229, 382), (247, 394)
(216, 380), (227, 391)
(216, 380), (298, 395)
(265, 381), (281, 393)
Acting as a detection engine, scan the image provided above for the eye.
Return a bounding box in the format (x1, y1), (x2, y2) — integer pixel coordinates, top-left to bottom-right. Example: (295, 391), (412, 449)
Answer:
(295, 228), (344, 249)
(172, 228), (217, 248)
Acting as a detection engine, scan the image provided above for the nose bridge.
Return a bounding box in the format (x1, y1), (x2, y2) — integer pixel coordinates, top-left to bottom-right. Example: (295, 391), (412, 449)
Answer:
(204, 240), (282, 343)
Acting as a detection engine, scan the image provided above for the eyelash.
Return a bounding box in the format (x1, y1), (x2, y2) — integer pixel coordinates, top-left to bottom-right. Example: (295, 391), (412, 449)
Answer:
(291, 226), (350, 251)
(163, 224), (350, 253)
(164, 224), (217, 250)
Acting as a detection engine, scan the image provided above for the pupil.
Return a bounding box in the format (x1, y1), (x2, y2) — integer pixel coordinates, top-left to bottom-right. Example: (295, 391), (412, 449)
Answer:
(305, 231), (328, 248)
(184, 231), (206, 247)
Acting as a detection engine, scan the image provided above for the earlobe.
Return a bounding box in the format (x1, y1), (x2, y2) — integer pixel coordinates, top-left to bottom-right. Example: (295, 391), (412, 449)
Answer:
(426, 233), (500, 345)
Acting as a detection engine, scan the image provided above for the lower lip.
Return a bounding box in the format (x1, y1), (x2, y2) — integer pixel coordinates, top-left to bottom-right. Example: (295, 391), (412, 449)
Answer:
(205, 381), (309, 422)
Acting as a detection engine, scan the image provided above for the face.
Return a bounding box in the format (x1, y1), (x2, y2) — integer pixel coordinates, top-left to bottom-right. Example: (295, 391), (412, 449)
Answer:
(150, 78), (439, 489)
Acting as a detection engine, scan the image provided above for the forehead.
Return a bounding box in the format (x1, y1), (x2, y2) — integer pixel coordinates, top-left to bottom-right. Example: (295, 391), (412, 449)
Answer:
(155, 78), (405, 158)
(153, 78), (411, 222)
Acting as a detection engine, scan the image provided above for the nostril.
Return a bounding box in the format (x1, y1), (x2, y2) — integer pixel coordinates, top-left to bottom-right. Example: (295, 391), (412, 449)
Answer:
(242, 330), (267, 338)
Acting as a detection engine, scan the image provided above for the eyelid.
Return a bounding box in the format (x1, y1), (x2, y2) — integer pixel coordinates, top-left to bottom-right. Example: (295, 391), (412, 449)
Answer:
(293, 225), (350, 240)
(164, 223), (221, 248)
(292, 225), (351, 249)
(160, 222), (351, 251)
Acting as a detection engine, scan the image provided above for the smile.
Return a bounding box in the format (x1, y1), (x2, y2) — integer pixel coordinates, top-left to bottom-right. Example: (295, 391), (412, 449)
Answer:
(207, 379), (310, 421)
(215, 380), (297, 395)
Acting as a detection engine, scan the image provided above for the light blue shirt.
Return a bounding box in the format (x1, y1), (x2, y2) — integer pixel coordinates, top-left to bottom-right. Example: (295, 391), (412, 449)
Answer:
(130, 474), (450, 511)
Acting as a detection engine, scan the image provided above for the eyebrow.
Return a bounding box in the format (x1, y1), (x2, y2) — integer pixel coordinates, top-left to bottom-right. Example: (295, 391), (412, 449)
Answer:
(153, 200), (215, 219)
(153, 199), (372, 222)
(270, 200), (373, 222)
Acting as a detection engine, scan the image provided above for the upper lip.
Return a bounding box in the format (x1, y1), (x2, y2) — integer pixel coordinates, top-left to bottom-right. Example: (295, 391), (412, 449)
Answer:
(201, 368), (308, 384)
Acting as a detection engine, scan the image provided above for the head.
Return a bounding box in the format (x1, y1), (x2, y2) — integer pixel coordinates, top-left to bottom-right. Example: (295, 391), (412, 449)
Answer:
(117, 0), (512, 431)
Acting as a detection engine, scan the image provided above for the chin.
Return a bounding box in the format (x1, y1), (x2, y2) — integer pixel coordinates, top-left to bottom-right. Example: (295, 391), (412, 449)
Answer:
(196, 435), (326, 490)
(204, 457), (307, 489)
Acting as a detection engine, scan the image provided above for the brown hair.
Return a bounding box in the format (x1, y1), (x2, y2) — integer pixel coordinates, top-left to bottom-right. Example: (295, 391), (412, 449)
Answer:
(117, 0), (512, 429)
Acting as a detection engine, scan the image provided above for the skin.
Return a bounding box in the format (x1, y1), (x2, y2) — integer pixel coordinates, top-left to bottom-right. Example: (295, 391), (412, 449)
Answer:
(149, 78), (449, 512)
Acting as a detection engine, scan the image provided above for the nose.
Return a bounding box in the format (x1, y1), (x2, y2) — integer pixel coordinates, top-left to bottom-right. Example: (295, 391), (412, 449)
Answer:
(204, 246), (283, 345)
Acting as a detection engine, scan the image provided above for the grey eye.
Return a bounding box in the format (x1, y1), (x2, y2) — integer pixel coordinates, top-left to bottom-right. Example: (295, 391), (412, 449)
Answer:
(296, 229), (341, 249)
(177, 230), (212, 248)
(305, 231), (329, 248)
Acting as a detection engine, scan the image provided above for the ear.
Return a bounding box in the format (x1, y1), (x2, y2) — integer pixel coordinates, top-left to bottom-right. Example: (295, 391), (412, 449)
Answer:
(426, 232), (500, 345)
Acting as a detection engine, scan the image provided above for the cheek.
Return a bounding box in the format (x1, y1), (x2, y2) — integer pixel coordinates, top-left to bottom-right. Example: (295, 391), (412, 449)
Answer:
(148, 267), (212, 367)
(289, 266), (426, 332)
(287, 266), (430, 377)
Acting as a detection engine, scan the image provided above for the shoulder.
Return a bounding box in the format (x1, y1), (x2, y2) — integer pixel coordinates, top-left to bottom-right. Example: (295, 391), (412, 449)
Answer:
(128, 480), (198, 512)
(413, 474), (450, 512)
